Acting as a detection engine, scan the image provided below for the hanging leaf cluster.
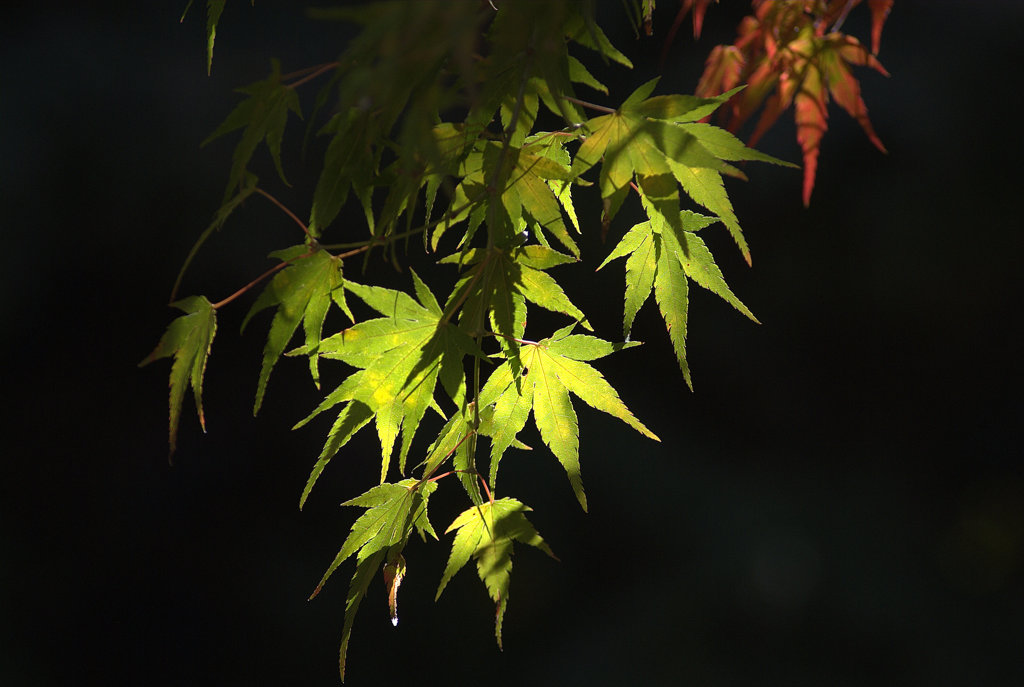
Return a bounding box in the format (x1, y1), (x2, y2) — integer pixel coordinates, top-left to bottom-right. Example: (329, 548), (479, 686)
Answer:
(692, 0), (891, 204)
(142, 0), (891, 681)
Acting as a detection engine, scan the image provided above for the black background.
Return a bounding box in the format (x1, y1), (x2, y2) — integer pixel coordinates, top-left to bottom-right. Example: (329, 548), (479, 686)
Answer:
(3, 2), (1022, 685)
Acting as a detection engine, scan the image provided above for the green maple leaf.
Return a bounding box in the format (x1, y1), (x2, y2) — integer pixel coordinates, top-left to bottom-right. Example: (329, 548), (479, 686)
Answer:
(139, 296), (217, 459)
(202, 59), (301, 201)
(565, 9), (633, 69)
(438, 133), (581, 258)
(571, 78), (792, 263)
(307, 109), (375, 238)
(477, 327), (659, 510)
(436, 498), (556, 648)
(290, 271), (479, 505)
(180, 0), (231, 75)
(441, 244), (588, 380)
(506, 140), (580, 257)
(241, 246), (352, 415)
(598, 195), (759, 389)
(307, 478), (437, 682)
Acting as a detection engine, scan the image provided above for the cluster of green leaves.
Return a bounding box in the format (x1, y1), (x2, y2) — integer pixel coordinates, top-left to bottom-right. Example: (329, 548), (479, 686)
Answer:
(144, 1), (797, 681)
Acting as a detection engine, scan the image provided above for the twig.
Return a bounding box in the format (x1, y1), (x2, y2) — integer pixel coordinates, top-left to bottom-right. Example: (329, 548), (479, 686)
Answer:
(285, 61), (339, 90)
(255, 187), (312, 238)
(486, 330), (536, 346)
(477, 472), (495, 506)
(211, 251), (312, 309)
(562, 94), (616, 115)
(830, 0), (857, 33)
(420, 429), (477, 483)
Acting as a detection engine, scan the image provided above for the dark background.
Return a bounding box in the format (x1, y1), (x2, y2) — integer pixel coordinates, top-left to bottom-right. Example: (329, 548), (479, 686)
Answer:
(3, 1), (1021, 685)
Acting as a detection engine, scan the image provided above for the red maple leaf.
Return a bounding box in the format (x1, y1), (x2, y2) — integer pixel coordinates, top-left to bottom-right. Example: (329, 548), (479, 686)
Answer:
(694, 0), (892, 205)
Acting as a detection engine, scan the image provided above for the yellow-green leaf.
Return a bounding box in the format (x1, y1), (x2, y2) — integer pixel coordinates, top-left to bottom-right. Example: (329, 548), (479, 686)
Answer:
(139, 295), (217, 459)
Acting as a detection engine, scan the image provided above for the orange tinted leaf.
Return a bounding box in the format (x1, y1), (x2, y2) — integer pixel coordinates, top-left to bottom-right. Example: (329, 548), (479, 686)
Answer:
(666, 0), (718, 50)
(867, 0), (894, 55)
(696, 45), (745, 101)
(747, 71), (794, 148)
(836, 35), (890, 76)
(689, 0), (716, 39)
(820, 41), (887, 154)
(794, 64), (828, 206)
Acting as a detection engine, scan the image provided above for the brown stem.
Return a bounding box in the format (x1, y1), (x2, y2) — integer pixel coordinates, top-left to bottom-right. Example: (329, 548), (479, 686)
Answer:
(830, 0), (857, 33)
(486, 330), (536, 346)
(335, 245), (371, 260)
(211, 251), (312, 309)
(285, 62), (339, 89)
(420, 429), (477, 483)
(255, 188), (312, 238)
(425, 470), (455, 485)
(425, 469), (494, 508)
(562, 95), (616, 115)
(477, 472), (495, 507)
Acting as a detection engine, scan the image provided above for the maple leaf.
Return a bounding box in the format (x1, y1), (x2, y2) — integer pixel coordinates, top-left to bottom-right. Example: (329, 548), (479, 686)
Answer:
(695, 0), (889, 205)
(290, 272), (479, 505)
(439, 137), (581, 258)
(241, 246), (352, 415)
(572, 78), (792, 263)
(307, 479), (437, 682)
(180, 0), (228, 75)
(476, 327), (659, 510)
(661, 0), (720, 65)
(306, 108), (378, 238)
(441, 243), (590, 383)
(598, 193), (758, 389)
(202, 59), (301, 201)
(509, 137), (582, 257)
(139, 296), (217, 459)
(436, 498), (556, 648)
(866, 0), (894, 55)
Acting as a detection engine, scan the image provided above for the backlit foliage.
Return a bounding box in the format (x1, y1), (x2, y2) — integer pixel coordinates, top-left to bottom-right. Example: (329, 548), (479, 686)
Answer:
(143, 1), (891, 680)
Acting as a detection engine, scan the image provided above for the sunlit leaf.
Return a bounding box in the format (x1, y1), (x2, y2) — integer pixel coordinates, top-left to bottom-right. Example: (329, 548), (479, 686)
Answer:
(139, 296), (217, 458)
(202, 59), (301, 200)
(242, 247), (350, 414)
(479, 331), (658, 509)
(437, 498), (556, 647)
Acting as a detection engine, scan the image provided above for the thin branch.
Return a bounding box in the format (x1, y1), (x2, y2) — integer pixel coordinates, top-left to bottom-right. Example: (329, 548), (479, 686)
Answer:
(424, 470), (455, 485)
(334, 244), (372, 260)
(255, 187), (312, 238)
(486, 330), (537, 346)
(211, 251), (312, 309)
(830, 0), (857, 33)
(285, 61), (339, 90)
(562, 95), (616, 115)
(318, 195), (478, 252)
(477, 472), (495, 507)
(419, 429), (477, 483)
(279, 63), (324, 81)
